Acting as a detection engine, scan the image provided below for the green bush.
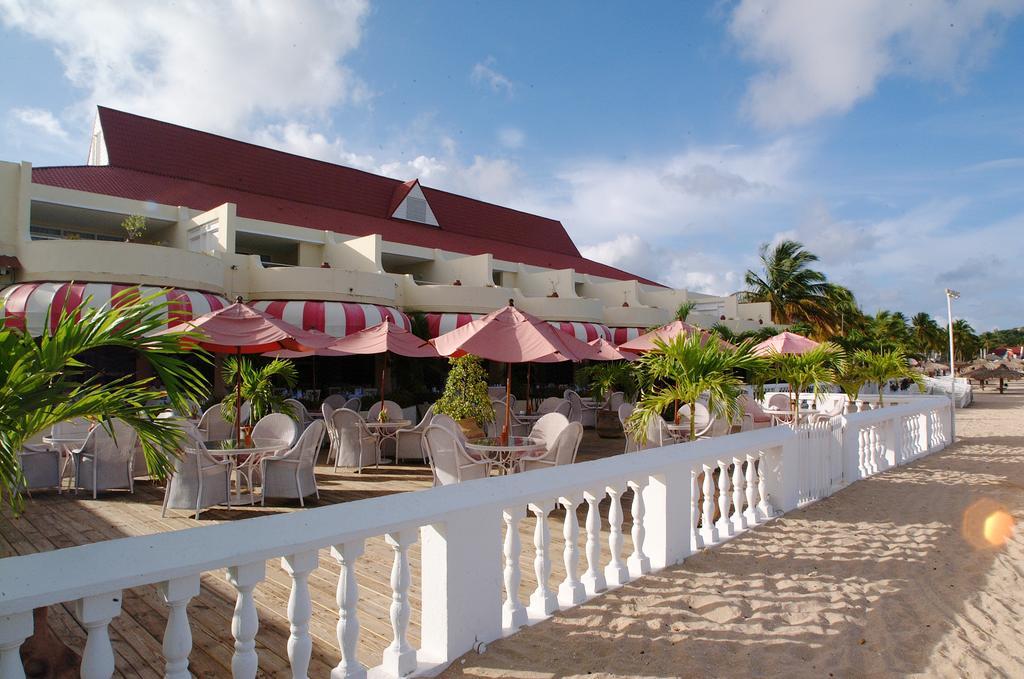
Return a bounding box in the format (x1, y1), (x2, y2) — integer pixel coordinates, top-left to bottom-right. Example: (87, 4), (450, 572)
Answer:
(433, 355), (494, 427)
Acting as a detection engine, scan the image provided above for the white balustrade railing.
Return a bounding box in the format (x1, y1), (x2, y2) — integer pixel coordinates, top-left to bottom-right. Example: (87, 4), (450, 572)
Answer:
(0, 397), (954, 678)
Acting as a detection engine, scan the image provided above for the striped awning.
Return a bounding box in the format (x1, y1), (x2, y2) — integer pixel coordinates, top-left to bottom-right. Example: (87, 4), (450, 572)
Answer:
(611, 327), (645, 345)
(0, 282), (228, 336)
(425, 312), (611, 343)
(548, 321), (612, 343)
(251, 300), (410, 338)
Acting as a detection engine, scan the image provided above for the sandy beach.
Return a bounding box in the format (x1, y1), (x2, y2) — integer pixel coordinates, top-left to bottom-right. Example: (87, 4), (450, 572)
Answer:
(441, 388), (1024, 678)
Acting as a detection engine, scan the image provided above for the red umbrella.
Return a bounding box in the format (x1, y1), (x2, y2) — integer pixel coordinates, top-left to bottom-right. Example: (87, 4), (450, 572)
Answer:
(526, 336), (636, 414)
(752, 331), (820, 356)
(619, 320), (733, 352)
(323, 320), (438, 420)
(432, 302), (601, 440)
(164, 298), (333, 441)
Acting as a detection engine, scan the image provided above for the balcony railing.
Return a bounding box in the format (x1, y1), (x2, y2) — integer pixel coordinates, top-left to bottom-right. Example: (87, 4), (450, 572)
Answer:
(0, 397), (952, 678)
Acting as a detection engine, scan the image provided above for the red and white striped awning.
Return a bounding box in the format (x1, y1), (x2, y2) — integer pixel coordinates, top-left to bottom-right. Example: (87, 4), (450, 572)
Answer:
(0, 282), (228, 336)
(611, 327), (645, 345)
(425, 312), (483, 337)
(425, 312), (611, 343)
(251, 300), (410, 338)
(547, 321), (612, 343)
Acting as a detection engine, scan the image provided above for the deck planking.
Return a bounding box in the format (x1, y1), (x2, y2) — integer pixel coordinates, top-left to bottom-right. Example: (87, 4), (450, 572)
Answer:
(2, 431), (635, 677)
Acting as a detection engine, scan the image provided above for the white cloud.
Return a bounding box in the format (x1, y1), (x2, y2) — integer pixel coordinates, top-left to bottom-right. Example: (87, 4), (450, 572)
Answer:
(9, 107), (68, 139)
(730, 0), (1024, 128)
(581, 234), (744, 295)
(497, 127), (525, 149)
(470, 57), (515, 96)
(0, 0), (370, 136)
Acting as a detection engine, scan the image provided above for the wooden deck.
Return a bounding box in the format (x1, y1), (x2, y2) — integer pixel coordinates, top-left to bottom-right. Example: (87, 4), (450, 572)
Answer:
(1, 432), (635, 678)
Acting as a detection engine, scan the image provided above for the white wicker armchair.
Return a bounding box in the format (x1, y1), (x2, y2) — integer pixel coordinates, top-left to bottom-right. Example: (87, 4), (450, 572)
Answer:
(74, 419), (139, 498)
(261, 420), (326, 506)
(520, 421), (583, 472)
(423, 425), (491, 486)
(331, 409), (378, 472)
(162, 423), (232, 519)
(18, 431), (61, 493)
(395, 404), (434, 463)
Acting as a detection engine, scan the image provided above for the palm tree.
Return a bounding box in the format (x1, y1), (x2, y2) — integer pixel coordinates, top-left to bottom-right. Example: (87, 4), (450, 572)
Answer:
(627, 333), (764, 441)
(856, 349), (923, 407)
(867, 310), (911, 352)
(744, 240), (830, 327)
(221, 356), (298, 424)
(910, 312), (943, 357)
(674, 301), (697, 322)
(1, 290), (210, 511)
(951, 319), (979, 362)
(768, 343), (845, 422)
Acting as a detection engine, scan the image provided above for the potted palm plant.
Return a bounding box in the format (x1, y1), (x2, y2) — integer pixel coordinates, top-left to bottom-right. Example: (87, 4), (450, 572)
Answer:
(627, 333), (764, 442)
(856, 348), (924, 408)
(221, 357), (299, 437)
(433, 355), (494, 438)
(577, 362), (636, 438)
(834, 356), (868, 413)
(769, 343), (844, 423)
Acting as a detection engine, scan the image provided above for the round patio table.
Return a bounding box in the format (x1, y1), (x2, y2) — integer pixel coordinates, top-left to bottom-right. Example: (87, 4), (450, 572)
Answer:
(364, 420), (412, 466)
(665, 424), (691, 442)
(465, 436), (546, 475)
(193, 437), (290, 505)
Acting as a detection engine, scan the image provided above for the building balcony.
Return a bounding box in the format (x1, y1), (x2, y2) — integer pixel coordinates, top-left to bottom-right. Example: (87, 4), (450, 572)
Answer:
(14, 239), (225, 293)
(601, 304), (671, 329)
(399, 280), (515, 314)
(516, 295), (605, 323)
(238, 257), (399, 305)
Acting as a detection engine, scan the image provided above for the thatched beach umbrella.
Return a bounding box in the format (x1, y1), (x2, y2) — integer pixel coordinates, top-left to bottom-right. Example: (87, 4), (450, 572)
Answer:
(967, 365), (1024, 393)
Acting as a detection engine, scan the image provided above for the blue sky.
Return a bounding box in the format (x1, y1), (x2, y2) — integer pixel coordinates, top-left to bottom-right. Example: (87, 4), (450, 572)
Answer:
(2, 0), (1023, 330)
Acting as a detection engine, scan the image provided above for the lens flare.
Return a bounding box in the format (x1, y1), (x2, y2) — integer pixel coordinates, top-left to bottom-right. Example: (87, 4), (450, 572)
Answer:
(963, 498), (1016, 549)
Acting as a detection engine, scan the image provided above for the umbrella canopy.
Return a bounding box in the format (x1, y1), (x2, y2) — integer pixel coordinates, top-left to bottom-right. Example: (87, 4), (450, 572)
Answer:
(968, 365), (1024, 381)
(432, 304), (602, 363)
(619, 320), (733, 352)
(166, 301), (333, 354)
(752, 331), (820, 356)
(533, 336), (637, 363)
(432, 303), (601, 439)
(919, 361), (950, 375)
(327, 319), (438, 358)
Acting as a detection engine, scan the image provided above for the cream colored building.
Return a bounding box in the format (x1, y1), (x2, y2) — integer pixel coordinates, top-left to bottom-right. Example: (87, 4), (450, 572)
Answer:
(0, 107), (770, 339)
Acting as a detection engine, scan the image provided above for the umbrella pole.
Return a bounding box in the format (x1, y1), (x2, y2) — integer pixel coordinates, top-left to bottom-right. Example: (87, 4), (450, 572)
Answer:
(379, 353), (388, 420)
(234, 347), (242, 444)
(526, 363), (532, 414)
(502, 362), (512, 443)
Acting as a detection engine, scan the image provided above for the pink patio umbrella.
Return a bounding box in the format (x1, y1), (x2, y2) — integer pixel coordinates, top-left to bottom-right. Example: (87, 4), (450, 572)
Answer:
(525, 336), (635, 412)
(164, 298), (333, 441)
(752, 331), (820, 356)
(432, 302), (601, 440)
(619, 319), (734, 352)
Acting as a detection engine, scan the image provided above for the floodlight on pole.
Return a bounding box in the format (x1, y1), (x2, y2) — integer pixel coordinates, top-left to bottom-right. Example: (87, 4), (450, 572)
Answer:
(945, 288), (960, 440)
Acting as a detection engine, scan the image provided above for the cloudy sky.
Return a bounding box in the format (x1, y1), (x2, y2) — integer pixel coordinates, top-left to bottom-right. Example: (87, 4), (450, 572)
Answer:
(2, 0), (1023, 330)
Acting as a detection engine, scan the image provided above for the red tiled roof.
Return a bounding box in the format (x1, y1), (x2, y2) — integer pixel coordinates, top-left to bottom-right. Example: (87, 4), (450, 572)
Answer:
(31, 106), (662, 286)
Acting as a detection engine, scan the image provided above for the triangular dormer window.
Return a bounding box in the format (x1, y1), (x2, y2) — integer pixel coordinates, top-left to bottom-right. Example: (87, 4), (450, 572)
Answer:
(390, 179), (439, 226)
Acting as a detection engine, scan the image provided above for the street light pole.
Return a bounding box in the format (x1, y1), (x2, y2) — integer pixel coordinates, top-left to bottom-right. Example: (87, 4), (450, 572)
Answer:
(945, 288), (960, 440)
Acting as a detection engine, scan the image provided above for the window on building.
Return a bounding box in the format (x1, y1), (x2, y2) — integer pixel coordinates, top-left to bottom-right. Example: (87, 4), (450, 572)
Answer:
(405, 196), (428, 223)
(30, 225), (121, 242)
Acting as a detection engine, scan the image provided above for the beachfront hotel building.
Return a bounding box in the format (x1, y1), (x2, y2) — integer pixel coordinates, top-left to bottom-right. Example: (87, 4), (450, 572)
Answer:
(0, 107), (769, 343)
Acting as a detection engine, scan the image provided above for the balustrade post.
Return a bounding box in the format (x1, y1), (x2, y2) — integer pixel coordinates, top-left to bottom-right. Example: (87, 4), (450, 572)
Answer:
(555, 495), (586, 607)
(691, 468), (703, 549)
(639, 466), (692, 569)
(159, 575), (201, 679)
(383, 529), (417, 677)
(0, 611), (33, 679)
(420, 512), (502, 665)
(756, 450), (777, 520)
(580, 491), (606, 595)
(75, 591), (122, 679)
(626, 479), (651, 576)
(604, 484), (630, 587)
(528, 501), (558, 616)
(731, 457), (747, 532)
(282, 550), (319, 679)
(330, 541), (366, 679)
(502, 507), (528, 629)
(715, 461), (733, 538)
(743, 454), (758, 525)
(699, 465), (717, 545)
(226, 561), (266, 679)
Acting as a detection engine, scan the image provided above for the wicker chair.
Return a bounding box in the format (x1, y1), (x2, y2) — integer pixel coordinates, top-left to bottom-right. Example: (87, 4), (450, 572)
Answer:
(261, 420), (326, 506)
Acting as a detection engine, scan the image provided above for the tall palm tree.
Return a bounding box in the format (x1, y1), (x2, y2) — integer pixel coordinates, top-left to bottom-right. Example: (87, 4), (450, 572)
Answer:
(951, 319), (979, 362)
(744, 240), (831, 328)
(628, 333), (764, 440)
(0, 290), (209, 511)
(910, 312), (943, 357)
(867, 310), (911, 352)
